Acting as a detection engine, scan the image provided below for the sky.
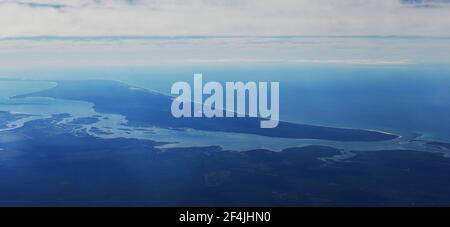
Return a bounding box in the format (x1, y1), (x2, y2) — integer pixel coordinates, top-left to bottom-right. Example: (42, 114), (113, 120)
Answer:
(0, 0), (450, 69)
(0, 0), (450, 37)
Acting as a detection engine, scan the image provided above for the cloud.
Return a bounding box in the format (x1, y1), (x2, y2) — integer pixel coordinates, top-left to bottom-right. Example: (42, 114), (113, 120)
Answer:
(401, 0), (450, 7)
(0, 0), (449, 37)
(1, 36), (449, 68)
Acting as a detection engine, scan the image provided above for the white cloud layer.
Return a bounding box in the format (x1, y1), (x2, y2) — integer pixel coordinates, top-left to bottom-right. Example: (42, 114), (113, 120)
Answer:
(0, 0), (450, 36)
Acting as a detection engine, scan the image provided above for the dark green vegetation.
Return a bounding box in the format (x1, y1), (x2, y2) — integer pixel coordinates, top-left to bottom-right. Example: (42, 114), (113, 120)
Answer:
(1, 114), (450, 206)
